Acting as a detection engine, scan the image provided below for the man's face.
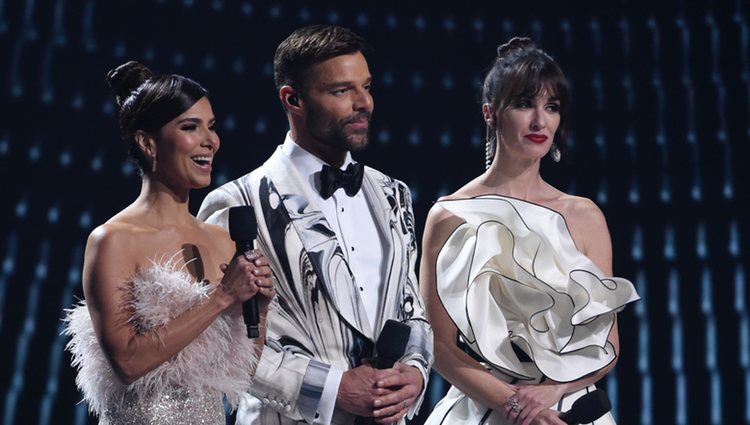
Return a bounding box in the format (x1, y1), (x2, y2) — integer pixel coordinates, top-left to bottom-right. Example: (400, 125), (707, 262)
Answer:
(300, 52), (374, 160)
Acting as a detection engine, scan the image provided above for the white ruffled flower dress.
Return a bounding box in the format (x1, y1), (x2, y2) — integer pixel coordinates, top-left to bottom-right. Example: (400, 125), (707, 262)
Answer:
(425, 196), (640, 425)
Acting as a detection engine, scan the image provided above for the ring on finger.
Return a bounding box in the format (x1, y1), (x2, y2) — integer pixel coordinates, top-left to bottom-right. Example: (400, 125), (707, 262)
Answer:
(244, 250), (261, 261)
(505, 395), (520, 414)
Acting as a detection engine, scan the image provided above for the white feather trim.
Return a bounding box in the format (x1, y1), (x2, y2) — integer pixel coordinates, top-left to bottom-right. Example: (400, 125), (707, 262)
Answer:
(63, 255), (258, 416)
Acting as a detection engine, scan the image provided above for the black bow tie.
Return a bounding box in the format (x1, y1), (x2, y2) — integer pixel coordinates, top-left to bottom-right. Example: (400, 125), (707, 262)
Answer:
(318, 162), (364, 199)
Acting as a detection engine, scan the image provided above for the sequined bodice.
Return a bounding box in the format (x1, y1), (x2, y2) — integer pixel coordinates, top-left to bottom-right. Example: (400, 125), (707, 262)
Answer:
(100, 388), (224, 425)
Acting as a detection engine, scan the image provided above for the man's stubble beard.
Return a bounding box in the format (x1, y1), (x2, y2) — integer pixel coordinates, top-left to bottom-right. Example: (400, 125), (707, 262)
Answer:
(308, 109), (372, 154)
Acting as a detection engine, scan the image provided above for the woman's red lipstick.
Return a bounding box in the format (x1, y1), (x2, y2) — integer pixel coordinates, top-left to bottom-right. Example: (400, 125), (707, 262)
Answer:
(524, 134), (548, 144)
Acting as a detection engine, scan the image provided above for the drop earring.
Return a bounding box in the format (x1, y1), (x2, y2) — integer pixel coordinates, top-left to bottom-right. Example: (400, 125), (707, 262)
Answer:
(485, 122), (496, 170)
(550, 143), (561, 163)
(151, 154), (157, 173)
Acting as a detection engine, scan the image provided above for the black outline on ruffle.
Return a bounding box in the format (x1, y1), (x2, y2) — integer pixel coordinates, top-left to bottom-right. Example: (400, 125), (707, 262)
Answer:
(433, 195), (637, 383)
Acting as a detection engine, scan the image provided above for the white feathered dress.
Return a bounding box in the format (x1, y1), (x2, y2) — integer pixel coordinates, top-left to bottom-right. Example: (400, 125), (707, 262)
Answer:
(64, 255), (259, 424)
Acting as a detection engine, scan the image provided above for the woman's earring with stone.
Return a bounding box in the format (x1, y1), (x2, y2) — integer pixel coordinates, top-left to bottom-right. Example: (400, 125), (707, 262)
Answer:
(550, 143), (561, 163)
(485, 121), (495, 170)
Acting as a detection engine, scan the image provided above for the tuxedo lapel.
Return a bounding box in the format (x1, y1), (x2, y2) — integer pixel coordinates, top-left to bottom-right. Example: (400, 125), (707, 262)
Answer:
(359, 168), (405, 334)
(264, 148), (373, 337)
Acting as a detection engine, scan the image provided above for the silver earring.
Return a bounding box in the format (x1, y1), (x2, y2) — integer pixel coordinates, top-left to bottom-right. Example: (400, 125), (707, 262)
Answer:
(485, 126), (496, 170)
(151, 154), (157, 173)
(550, 143), (561, 163)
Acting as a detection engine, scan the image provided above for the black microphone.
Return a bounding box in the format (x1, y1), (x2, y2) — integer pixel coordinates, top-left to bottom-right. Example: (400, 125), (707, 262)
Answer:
(374, 319), (411, 369)
(354, 320), (412, 425)
(228, 206), (259, 338)
(558, 389), (611, 425)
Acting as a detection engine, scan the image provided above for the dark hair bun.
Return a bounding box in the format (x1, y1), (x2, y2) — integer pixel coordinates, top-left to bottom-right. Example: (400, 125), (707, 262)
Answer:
(105, 61), (154, 106)
(497, 37), (536, 58)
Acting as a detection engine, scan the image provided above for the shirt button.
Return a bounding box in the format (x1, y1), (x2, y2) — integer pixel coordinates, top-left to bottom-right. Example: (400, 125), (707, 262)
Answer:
(341, 207), (345, 212)
(360, 287), (364, 291)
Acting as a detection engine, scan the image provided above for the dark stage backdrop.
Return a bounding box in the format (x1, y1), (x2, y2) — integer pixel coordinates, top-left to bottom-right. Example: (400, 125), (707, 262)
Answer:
(0, 1), (748, 424)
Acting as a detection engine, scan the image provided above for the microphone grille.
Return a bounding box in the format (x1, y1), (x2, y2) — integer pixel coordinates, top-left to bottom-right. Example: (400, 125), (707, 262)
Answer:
(376, 320), (411, 359)
(228, 206), (257, 241)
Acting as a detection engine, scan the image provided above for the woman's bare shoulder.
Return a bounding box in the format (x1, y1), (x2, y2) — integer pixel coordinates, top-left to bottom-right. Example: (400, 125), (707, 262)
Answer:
(423, 196), (474, 255)
(434, 178), (489, 202)
(550, 193), (611, 260)
(87, 219), (152, 251)
(82, 221), (151, 290)
(544, 192), (605, 226)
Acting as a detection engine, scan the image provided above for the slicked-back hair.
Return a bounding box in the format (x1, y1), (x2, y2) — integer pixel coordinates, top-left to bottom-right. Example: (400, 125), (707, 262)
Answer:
(273, 25), (367, 92)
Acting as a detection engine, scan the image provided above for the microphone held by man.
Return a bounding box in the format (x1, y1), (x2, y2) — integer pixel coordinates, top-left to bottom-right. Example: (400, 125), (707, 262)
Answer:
(354, 320), (412, 424)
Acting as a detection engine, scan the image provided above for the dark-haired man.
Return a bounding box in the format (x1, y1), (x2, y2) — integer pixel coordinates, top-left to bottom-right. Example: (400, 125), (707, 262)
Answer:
(198, 25), (433, 425)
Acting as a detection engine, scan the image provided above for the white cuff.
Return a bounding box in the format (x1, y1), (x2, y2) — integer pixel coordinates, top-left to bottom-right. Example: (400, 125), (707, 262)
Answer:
(403, 359), (429, 418)
(313, 365), (344, 425)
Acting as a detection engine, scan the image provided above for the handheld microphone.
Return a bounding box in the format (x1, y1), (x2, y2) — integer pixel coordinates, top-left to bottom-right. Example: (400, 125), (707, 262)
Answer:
(228, 206), (259, 338)
(558, 389), (611, 425)
(374, 320), (411, 369)
(354, 320), (412, 425)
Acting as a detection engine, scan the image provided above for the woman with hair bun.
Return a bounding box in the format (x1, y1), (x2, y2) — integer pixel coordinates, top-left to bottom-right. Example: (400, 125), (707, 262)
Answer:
(64, 61), (275, 424)
(421, 38), (640, 425)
